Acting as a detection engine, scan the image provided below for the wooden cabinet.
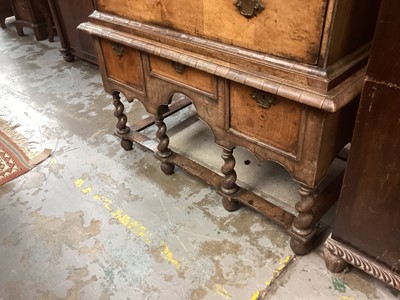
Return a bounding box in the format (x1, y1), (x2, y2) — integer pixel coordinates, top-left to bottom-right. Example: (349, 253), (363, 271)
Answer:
(79, 0), (379, 255)
(0, 0), (13, 29)
(10, 0), (54, 41)
(324, 0), (400, 290)
(48, 0), (97, 63)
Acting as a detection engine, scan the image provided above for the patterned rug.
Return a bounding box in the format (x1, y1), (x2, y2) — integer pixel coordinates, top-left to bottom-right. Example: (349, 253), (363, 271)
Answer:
(0, 130), (31, 185)
(0, 120), (51, 186)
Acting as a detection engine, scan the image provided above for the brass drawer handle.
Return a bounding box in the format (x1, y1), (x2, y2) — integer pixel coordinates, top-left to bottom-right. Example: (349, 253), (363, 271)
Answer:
(171, 61), (186, 74)
(251, 90), (279, 109)
(112, 43), (125, 57)
(235, 0), (265, 19)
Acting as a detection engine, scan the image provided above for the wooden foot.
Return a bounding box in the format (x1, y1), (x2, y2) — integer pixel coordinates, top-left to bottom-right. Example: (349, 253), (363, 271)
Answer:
(323, 247), (348, 273)
(161, 162), (174, 175)
(121, 139), (133, 151)
(60, 49), (75, 62)
(222, 198), (241, 212)
(289, 235), (315, 256)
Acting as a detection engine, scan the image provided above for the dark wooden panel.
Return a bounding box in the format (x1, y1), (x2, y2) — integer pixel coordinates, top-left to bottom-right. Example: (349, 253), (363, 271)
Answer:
(11, 0), (53, 41)
(332, 80), (400, 272)
(367, 0), (400, 85)
(48, 0), (97, 63)
(326, 0), (380, 66)
(0, 0), (13, 29)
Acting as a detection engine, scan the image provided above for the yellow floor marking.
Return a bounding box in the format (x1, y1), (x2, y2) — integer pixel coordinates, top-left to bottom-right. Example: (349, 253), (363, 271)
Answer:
(265, 255), (293, 285)
(74, 178), (85, 188)
(214, 284), (232, 298)
(249, 255), (293, 299)
(111, 209), (152, 244)
(93, 194), (112, 211)
(340, 297), (356, 300)
(74, 178), (183, 270)
(81, 187), (92, 194)
(250, 290), (260, 300)
(161, 242), (181, 270)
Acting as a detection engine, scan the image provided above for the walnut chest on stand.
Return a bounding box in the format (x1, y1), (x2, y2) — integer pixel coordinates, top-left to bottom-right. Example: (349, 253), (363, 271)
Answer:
(79, 0), (379, 255)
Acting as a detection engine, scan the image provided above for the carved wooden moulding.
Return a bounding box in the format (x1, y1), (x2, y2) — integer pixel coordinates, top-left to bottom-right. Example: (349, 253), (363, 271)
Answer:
(324, 236), (400, 291)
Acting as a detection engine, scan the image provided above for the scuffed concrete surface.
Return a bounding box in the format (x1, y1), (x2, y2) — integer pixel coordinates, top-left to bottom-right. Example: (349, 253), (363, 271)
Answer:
(0, 20), (399, 300)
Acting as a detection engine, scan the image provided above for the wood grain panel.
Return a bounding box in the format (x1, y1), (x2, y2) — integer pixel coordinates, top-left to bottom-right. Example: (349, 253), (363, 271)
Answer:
(149, 55), (215, 95)
(101, 39), (144, 90)
(97, 0), (328, 64)
(230, 82), (303, 153)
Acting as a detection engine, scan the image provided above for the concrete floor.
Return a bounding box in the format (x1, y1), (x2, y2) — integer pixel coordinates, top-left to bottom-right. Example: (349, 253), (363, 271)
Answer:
(0, 20), (398, 300)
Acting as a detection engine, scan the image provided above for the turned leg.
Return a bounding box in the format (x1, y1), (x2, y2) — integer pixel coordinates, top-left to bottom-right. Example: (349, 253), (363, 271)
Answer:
(290, 185), (317, 255)
(32, 25), (47, 41)
(220, 147), (241, 212)
(323, 247), (348, 273)
(112, 91), (133, 151)
(155, 114), (174, 175)
(15, 24), (24, 36)
(35, 0), (54, 42)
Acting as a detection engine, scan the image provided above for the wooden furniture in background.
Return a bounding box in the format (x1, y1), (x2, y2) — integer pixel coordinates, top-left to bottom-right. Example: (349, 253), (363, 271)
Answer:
(79, 0), (379, 255)
(0, 0), (13, 29)
(324, 0), (400, 290)
(10, 0), (54, 41)
(48, 0), (97, 63)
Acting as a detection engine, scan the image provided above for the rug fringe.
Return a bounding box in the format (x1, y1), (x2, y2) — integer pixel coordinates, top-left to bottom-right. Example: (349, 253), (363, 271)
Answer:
(0, 118), (42, 160)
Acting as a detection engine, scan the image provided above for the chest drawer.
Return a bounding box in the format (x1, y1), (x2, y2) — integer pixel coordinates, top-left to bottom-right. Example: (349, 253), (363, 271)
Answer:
(149, 55), (216, 97)
(100, 39), (144, 92)
(229, 82), (304, 155)
(97, 0), (327, 64)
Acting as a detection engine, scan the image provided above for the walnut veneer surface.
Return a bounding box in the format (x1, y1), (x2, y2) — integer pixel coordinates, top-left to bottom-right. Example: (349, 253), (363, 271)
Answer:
(79, 0), (379, 255)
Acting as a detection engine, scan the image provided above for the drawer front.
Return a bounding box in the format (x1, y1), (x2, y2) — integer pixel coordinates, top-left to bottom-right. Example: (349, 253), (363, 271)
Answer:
(100, 39), (144, 91)
(230, 82), (303, 154)
(98, 0), (328, 64)
(149, 55), (216, 96)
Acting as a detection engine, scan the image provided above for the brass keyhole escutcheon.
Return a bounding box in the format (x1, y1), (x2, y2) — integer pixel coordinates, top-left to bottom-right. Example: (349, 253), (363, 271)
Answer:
(235, 0), (265, 19)
(112, 43), (125, 57)
(171, 61), (186, 74)
(251, 90), (279, 109)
